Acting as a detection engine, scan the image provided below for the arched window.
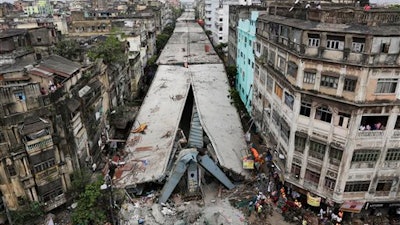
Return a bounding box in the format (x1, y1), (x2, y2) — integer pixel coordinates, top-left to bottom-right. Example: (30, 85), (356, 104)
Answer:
(315, 106), (332, 123)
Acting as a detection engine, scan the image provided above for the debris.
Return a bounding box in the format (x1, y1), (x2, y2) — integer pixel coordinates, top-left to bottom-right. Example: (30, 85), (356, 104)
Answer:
(132, 123), (147, 133)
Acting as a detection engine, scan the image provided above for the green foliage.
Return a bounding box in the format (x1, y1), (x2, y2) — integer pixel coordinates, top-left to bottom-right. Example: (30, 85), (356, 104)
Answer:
(229, 88), (246, 113)
(147, 55), (158, 66)
(156, 33), (170, 54)
(10, 202), (45, 225)
(53, 39), (83, 61)
(68, 169), (92, 200)
(163, 25), (174, 36)
(226, 66), (237, 81)
(88, 35), (126, 65)
(71, 179), (108, 225)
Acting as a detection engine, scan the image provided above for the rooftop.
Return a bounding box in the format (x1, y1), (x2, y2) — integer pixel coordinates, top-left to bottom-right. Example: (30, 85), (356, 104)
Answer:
(259, 14), (400, 35)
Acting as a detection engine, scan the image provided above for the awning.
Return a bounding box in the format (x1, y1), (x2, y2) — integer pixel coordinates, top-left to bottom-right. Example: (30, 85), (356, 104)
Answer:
(340, 200), (365, 213)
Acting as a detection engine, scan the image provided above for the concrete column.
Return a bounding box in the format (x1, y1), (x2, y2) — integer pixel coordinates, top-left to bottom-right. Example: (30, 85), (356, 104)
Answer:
(287, 92), (302, 171)
(336, 66), (346, 97)
(296, 60), (305, 88)
(314, 64), (323, 91)
(22, 157), (30, 176)
(31, 187), (38, 201)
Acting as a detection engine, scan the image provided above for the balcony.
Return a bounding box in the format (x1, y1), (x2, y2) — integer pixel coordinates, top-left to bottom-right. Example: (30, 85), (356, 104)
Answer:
(44, 193), (66, 212)
(392, 130), (400, 139)
(357, 130), (385, 138)
(26, 135), (53, 153)
(35, 166), (58, 180)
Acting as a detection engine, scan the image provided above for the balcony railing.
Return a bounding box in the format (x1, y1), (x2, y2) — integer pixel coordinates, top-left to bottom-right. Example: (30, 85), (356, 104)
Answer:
(392, 130), (400, 138)
(44, 193), (66, 212)
(35, 166), (58, 180)
(26, 135), (53, 153)
(356, 130), (385, 138)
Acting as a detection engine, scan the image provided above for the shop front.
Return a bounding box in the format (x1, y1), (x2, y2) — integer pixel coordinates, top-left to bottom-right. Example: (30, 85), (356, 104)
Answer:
(341, 201), (400, 225)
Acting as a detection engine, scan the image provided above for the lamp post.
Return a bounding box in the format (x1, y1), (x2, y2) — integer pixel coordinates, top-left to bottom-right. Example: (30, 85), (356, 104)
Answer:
(101, 174), (116, 225)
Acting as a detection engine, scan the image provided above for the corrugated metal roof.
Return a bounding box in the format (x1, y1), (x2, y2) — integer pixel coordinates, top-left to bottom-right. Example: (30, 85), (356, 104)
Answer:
(39, 55), (81, 78)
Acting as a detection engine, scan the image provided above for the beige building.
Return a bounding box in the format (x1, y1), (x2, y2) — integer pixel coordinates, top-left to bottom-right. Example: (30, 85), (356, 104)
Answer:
(253, 5), (400, 209)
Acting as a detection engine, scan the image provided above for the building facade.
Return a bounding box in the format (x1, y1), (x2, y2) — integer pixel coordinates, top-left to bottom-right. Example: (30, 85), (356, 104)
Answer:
(253, 5), (400, 209)
(236, 11), (259, 113)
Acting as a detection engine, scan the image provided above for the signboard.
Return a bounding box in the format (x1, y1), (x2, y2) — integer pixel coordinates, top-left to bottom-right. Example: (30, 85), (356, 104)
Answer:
(307, 193), (321, 207)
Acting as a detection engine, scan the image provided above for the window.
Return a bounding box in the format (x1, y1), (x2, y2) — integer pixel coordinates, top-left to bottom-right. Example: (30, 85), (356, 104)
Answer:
(300, 101), (311, 117)
(351, 150), (379, 162)
(376, 180), (392, 192)
(37, 37), (42, 42)
(320, 75), (339, 88)
(291, 164), (301, 179)
(344, 78), (357, 92)
(305, 169), (320, 185)
(274, 84), (283, 99)
(324, 177), (336, 191)
(0, 131), (6, 143)
(287, 61), (298, 78)
(272, 109), (280, 126)
(315, 106), (332, 123)
(309, 141), (326, 160)
(281, 119), (290, 143)
(381, 43), (390, 53)
(308, 33), (320, 47)
(268, 50), (275, 65)
(344, 181), (370, 192)
(385, 149), (400, 161)
(375, 78), (397, 93)
(329, 147), (343, 165)
(219, 27), (222, 31)
(294, 135), (306, 153)
(255, 42), (261, 54)
(326, 35), (344, 50)
(284, 92), (294, 110)
(337, 112), (351, 128)
(303, 71), (316, 84)
(352, 37), (365, 53)
(277, 56), (286, 72)
(34, 158), (56, 173)
(7, 165), (17, 177)
(14, 91), (25, 101)
(266, 75), (274, 92)
(38, 179), (63, 202)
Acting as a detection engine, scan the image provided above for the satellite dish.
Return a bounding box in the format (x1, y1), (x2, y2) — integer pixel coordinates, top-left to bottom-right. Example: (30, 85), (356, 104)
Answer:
(294, 0), (300, 4)
(289, 6), (294, 11)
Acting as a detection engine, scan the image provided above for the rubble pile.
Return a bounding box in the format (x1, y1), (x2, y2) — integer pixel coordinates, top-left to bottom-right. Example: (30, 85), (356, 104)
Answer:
(119, 190), (248, 225)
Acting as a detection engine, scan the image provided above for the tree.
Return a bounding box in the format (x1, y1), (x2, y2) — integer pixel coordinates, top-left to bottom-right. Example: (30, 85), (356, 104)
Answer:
(67, 169), (92, 200)
(156, 33), (170, 54)
(88, 35), (126, 65)
(53, 39), (83, 61)
(10, 202), (45, 225)
(71, 179), (108, 225)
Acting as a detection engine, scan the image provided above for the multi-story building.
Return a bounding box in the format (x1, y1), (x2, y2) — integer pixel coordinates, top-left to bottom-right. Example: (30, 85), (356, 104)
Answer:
(0, 25), (133, 215)
(252, 5), (400, 212)
(236, 10), (262, 113)
(205, 0), (259, 46)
